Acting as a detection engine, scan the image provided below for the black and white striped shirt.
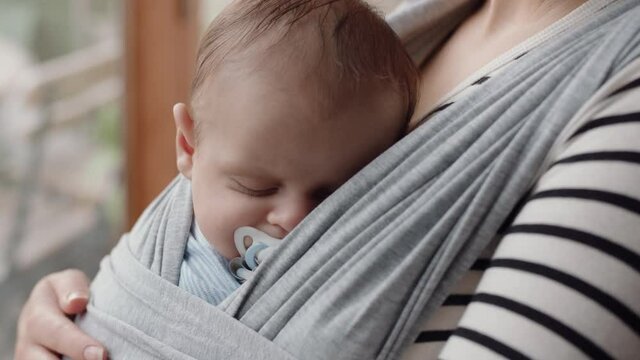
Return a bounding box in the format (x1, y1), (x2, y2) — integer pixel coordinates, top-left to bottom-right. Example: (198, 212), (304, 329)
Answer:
(400, 22), (640, 360)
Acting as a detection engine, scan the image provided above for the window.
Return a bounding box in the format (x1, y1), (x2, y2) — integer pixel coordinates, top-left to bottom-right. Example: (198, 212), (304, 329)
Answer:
(0, 0), (124, 354)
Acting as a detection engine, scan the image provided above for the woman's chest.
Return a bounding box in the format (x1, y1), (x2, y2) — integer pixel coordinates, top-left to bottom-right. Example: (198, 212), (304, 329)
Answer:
(409, 19), (547, 129)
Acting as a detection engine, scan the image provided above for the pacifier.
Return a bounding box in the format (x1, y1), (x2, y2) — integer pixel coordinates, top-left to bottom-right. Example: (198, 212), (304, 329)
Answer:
(229, 227), (281, 282)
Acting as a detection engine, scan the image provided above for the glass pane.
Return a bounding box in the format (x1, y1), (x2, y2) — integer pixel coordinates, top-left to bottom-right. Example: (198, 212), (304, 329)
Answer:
(0, 0), (124, 355)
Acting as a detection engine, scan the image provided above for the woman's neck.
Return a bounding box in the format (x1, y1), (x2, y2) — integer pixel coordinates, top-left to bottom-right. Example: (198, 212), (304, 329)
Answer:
(478, 0), (588, 35)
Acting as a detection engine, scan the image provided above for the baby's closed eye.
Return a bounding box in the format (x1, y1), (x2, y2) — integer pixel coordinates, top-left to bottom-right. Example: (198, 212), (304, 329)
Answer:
(229, 177), (279, 197)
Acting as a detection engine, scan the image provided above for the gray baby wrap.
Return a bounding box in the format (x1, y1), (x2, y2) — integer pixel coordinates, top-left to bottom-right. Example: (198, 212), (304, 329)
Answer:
(76, 0), (640, 359)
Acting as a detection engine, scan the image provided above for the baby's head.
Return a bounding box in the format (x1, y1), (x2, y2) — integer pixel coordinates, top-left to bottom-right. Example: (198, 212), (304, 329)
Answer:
(174, 0), (418, 258)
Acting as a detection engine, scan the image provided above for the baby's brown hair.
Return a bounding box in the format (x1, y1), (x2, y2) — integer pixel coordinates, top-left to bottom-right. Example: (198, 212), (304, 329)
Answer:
(192, 0), (418, 124)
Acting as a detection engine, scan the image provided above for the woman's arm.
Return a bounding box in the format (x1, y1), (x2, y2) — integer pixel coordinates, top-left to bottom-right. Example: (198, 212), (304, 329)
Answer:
(438, 68), (640, 359)
(15, 269), (107, 360)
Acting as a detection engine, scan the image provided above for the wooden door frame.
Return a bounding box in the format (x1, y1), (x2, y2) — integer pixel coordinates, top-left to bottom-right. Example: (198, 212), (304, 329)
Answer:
(125, 0), (199, 229)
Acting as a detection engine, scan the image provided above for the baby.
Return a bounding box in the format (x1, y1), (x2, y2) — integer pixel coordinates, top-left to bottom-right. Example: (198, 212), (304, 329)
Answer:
(173, 0), (418, 305)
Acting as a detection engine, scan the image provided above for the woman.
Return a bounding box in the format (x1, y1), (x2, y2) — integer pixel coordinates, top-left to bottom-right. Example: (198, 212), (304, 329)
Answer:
(15, 0), (640, 359)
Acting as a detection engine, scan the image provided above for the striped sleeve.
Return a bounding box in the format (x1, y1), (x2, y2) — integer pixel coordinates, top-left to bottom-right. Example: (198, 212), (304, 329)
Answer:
(401, 245), (497, 359)
(436, 63), (640, 359)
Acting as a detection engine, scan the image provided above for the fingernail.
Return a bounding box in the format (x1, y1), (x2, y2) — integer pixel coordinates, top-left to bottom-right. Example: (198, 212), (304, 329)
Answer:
(83, 345), (106, 360)
(67, 291), (89, 303)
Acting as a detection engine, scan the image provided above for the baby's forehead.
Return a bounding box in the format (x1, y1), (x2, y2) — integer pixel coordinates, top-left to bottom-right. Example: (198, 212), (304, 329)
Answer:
(193, 62), (399, 138)
(193, 69), (402, 146)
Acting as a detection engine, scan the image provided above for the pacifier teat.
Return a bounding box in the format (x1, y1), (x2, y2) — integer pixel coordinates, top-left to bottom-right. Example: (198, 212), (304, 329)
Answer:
(229, 227), (281, 282)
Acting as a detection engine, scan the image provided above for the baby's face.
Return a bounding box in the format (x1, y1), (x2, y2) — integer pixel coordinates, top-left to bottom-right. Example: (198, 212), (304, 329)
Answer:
(185, 61), (404, 259)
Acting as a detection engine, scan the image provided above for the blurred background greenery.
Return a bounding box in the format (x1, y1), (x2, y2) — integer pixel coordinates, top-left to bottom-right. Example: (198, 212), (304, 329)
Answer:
(0, 0), (123, 357)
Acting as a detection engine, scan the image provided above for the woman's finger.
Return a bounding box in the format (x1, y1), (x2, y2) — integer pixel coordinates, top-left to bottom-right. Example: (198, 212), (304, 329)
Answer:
(47, 269), (91, 314)
(14, 343), (60, 360)
(16, 271), (107, 360)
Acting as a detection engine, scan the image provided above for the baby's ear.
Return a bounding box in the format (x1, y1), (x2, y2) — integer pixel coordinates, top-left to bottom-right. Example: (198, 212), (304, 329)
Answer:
(173, 103), (196, 179)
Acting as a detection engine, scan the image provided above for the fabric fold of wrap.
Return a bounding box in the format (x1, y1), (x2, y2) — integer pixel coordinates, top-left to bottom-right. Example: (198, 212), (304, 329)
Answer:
(77, 1), (640, 359)
(77, 178), (296, 359)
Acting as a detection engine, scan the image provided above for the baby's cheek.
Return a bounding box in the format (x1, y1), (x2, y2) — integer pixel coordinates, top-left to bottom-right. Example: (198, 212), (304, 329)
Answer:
(198, 214), (240, 258)
(199, 194), (258, 258)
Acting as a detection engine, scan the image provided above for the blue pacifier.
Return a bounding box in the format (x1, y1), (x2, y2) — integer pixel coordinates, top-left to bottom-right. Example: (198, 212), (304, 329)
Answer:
(229, 227), (281, 282)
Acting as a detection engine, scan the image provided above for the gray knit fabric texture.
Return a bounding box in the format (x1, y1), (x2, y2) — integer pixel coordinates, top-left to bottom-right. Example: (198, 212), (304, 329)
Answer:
(75, 1), (640, 359)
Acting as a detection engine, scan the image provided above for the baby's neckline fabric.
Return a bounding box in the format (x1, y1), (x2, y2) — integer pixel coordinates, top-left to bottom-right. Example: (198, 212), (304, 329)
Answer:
(177, 219), (240, 306)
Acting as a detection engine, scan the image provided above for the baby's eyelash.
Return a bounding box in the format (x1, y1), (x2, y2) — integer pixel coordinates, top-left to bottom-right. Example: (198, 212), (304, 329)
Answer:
(238, 187), (277, 197)
(230, 179), (278, 197)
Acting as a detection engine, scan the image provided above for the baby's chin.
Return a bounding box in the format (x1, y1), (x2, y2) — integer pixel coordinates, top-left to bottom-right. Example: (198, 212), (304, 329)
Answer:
(199, 228), (240, 259)
(211, 240), (240, 260)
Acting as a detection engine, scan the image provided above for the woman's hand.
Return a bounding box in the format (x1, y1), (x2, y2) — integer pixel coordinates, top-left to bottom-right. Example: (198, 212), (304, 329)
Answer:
(15, 269), (107, 360)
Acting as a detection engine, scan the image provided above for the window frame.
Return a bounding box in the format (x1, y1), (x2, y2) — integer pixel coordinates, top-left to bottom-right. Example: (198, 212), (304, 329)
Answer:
(125, 0), (199, 228)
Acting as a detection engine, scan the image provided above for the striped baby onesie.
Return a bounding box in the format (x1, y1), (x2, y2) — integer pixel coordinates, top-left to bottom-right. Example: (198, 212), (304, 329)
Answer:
(178, 220), (240, 306)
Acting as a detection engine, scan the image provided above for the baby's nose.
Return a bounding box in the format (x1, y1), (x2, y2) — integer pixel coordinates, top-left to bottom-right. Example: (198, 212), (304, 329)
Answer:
(267, 196), (316, 234)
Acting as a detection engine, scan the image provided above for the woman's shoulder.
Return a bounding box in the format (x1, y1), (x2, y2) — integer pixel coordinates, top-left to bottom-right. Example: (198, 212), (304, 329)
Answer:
(545, 56), (640, 165)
